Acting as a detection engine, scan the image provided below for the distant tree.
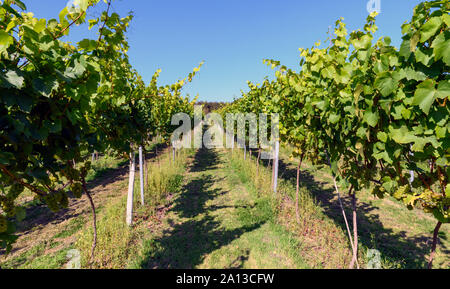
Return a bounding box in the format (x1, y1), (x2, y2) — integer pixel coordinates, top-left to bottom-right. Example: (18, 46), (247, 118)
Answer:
(197, 101), (229, 114)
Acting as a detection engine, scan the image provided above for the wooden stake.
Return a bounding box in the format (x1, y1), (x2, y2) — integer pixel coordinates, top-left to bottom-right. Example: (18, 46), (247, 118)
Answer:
(296, 155), (304, 224)
(273, 141), (280, 194)
(139, 146), (145, 206)
(126, 151), (136, 226)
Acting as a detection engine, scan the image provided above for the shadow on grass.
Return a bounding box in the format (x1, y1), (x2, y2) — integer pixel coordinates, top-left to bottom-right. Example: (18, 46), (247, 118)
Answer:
(138, 148), (264, 269)
(258, 155), (447, 268)
(8, 143), (171, 240)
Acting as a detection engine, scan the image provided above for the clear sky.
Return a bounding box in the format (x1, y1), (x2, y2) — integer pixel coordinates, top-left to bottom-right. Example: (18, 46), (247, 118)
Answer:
(25, 0), (423, 102)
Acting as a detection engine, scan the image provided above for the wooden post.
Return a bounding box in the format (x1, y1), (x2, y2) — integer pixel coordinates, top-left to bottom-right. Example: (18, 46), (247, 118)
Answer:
(409, 148), (414, 184)
(273, 141), (280, 194)
(126, 151), (136, 226)
(256, 148), (261, 187)
(325, 151), (359, 269)
(139, 146), (145, 206)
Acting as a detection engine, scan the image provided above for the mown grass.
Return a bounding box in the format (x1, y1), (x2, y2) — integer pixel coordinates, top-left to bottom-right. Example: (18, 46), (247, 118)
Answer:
(129, 148), (309, 269)
(227, 149), (352, 268)
(223, 153), (310, 269)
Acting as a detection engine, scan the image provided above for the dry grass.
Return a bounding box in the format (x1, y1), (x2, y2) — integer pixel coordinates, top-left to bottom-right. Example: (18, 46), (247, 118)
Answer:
(278, 145), (449, 269)
(0, 161), (128, 269)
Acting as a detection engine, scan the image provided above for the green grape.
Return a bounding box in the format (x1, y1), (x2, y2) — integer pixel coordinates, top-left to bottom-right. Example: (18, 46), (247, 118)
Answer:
(85, 161), (92, 171)
(1, 197), (16, 217)
(8, 183), (25, 199)
(393, 185), (410, 201)
(58, 192), (69, 209)
(44, 194), (60, 213)
(49, 175), (58, 183)
(71, 183), (84, 199)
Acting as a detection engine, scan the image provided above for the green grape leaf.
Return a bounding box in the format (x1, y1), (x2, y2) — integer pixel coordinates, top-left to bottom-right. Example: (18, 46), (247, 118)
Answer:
(1, 70), (25, 89)
(410, 32), (420, 52)
(389, 126), (417, 144)
(1, 4), (23, 19)
(411, 137), (434, 152)
(412, 79), (437, 115)
(398, 67), (427, 81)
(420, 17), (443, 43)
(34, 19), (46, 33)
(399, 39), (411, 59)
(436, 80), (450, 99)
(431, 32), (450, 66)
(59, 7), (69, 23)
(0, 30), (14, 52)
(351, 34), (372, 50)
(433, 209), (450, 224)
(77, 0), (90, 11)
(375, 72), (398, 97)
(377, 132), (388, 143)
(79, 39), (97, 51)
(13, 0), (27, 10)
(415, 48), (433, 66)
(363, 111), (379, 127)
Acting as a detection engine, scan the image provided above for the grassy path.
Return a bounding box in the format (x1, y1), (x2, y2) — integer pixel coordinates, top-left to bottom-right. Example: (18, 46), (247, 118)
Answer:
(136, 148), (308, 269)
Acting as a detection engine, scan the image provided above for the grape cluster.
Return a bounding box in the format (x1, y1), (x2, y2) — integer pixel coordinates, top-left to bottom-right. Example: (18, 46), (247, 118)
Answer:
(70, 182), (84, 199)
(420, 189), (443, 209)
(7, 183), (25, 200)
(393, 184), (411, 201)
(43, 194), (59, 212)
(0, 196), (16, 217)
(43, 191), (69, 212)
(62, 166), (81, 182)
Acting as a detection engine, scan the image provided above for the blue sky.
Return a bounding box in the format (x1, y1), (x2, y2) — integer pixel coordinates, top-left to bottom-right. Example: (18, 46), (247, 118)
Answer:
(25, 0), (423, 102)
